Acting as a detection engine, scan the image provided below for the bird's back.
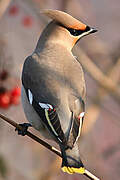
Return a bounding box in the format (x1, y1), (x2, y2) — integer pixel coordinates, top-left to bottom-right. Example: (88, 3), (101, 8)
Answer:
(22, 43), (86, 133)
(22, 43), (85, 101)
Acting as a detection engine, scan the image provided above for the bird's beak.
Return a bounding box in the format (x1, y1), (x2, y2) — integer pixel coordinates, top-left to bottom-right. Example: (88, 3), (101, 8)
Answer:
(89, 27), (98, 34)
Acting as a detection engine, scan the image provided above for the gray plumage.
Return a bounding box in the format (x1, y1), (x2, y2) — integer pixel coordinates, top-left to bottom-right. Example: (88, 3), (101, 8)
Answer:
(21, 10), (97, 172)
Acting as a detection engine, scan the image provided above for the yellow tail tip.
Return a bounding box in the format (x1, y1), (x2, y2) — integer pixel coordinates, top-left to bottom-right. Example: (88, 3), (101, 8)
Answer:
(61, 166), (85, 174)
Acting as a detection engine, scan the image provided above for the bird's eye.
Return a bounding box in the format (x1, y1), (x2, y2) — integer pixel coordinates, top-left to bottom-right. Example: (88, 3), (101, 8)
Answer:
(67, 28), (83, 36)
(67, 26), (91, 36)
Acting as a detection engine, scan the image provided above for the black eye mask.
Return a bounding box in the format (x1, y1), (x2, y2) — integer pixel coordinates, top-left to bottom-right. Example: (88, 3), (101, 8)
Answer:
(67, 26), (90, 36)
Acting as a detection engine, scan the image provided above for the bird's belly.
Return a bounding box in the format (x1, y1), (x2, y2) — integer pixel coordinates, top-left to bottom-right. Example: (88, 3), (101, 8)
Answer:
(21, 85), (52, 139)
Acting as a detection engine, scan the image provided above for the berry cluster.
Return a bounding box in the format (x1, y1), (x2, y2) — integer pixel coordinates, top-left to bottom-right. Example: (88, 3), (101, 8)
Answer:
(0, 69), (21, 109)
(9, 5), (33, 27)
(0, 87), (21, 109)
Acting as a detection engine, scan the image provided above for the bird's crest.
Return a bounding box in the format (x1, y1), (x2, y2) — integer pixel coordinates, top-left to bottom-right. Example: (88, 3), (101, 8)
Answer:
(42, 9), (86, 30)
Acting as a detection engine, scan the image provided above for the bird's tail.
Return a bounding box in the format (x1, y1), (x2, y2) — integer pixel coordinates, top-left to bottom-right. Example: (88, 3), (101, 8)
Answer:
(60, 144), (85, 174)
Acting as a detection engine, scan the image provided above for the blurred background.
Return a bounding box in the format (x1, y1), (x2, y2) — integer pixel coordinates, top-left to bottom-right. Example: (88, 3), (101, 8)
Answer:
(0, 0), (120, 180)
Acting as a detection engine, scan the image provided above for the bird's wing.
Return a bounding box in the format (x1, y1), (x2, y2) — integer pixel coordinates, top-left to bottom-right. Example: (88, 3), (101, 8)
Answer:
(22, 55), (68, 147)
(67, 96), (85, 148)
(22, 54), (85, 148)
(24, 87), (68, 147)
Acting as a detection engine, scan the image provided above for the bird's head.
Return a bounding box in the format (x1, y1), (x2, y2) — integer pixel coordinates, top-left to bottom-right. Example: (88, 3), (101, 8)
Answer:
(39, 9), (97, 51)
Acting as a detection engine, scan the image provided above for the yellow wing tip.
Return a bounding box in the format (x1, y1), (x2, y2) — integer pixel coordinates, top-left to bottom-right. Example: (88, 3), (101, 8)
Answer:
(61, 166), (85, 174)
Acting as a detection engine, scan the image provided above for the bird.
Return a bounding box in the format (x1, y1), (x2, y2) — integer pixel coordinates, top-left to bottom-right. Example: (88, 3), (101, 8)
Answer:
(20, 9), (97, 174)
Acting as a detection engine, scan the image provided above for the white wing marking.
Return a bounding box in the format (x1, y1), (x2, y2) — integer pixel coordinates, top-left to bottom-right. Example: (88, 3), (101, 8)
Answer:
(39, 102), (53, 110)
(79, 112), (85, 118)
(28, 89), (33, 105)
(75, 112), (85, 144)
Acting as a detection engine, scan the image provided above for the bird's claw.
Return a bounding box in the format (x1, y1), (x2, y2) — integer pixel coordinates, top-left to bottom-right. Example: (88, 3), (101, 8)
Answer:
(15, 123), (32, 136)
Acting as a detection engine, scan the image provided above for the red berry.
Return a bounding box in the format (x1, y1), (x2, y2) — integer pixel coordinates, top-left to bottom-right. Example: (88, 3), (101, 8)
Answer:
(11, 96), (20, 105)
(0, 93), (11, 108)
(11, 87), (21, 97)
(9, 5), (19, 16)
(22, 16), (33, 27)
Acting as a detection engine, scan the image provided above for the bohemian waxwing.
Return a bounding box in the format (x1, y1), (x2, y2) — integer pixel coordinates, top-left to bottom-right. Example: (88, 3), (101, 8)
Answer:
(21, 10), (97, 174)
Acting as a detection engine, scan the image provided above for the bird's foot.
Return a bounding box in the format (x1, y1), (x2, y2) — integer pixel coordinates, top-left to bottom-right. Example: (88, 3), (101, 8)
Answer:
(15, 123), (32, 136)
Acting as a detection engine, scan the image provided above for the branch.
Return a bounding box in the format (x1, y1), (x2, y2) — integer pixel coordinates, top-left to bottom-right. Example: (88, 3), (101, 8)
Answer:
(98, 58), (120, 98)
(83, 57), (120, 135)
(74, 47), (120, 102)
(0, 113), (100, 180)
(0, 0), (12, 19)
(0, 113), (61, 157)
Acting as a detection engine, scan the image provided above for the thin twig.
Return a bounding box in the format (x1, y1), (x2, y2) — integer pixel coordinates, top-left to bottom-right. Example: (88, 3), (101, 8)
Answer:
(74, 47), (120, 102)
(0, 113), (61, 157)
(98, 58), (120, 98)
(0, 113), (100, 180)
(83, 57), (120, 135)
(0, 0), (12, 19)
